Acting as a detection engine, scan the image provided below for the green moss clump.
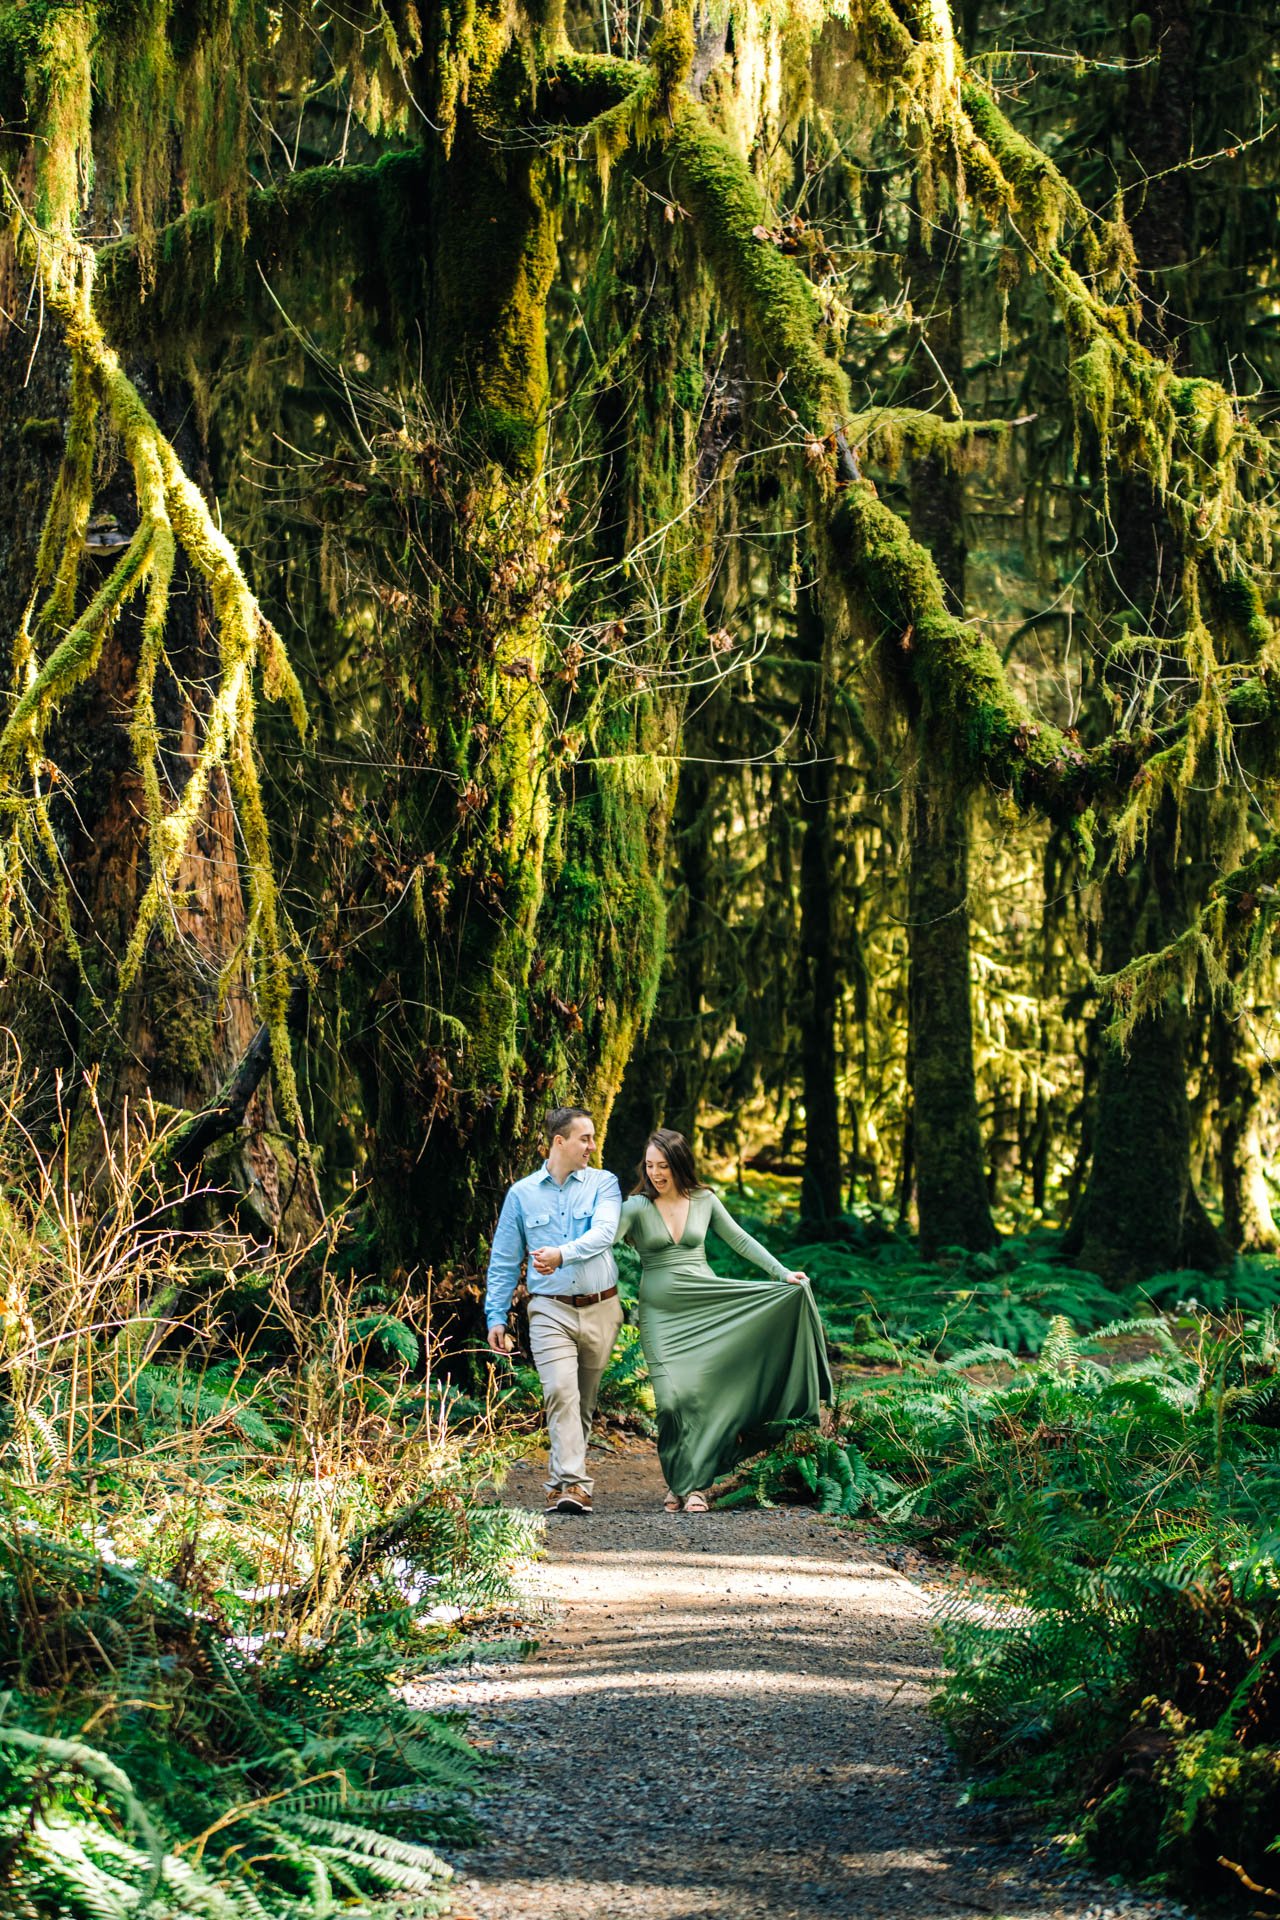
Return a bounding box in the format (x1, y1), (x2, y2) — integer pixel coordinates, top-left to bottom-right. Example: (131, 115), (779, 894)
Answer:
(148, 953), (217, 1082)
(665, 101), (849, 435)
(960, 80), (1086, 256)
(4, 0), (424, 276)
(1214, 570), (1273, 659)
(858, 0), (916, 81)
(649, 5), (694, 107)
(19, 417), (63, 447)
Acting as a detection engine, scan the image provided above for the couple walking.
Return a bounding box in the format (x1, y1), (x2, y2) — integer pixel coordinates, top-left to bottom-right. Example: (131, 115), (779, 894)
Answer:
(485, 1106), (832, 1514)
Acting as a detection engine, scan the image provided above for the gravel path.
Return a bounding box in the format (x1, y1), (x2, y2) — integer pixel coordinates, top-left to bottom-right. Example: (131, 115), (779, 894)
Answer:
(412, 1442), (1191, 1920)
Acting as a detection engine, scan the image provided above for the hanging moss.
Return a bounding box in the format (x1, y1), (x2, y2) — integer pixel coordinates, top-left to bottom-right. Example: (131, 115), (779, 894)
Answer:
(959, 79), (1088, 256)
(1100, 799), (1280, 1038)
(1, 0), (427, 302)
(665, 100), (850, 436)
(650, 5), (695, 108)
(547, 52), (849, 435)
(846, 406), (1014, 474)
(0, 1), (94, 246)
(828, 485), (1094, 848)
(0, 235), (308, 1125)
(540, 20), (1280, 932)
(2, 523), (155, 767)
(7, 0), (1275, 1232)
(92, 150), (430, 352)
(858, 0), (916, 81)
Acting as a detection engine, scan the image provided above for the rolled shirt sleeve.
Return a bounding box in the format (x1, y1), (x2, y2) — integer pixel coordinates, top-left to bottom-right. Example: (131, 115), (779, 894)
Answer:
(558, 1172), (622, 1265)
(484, 1187), (526, 1329)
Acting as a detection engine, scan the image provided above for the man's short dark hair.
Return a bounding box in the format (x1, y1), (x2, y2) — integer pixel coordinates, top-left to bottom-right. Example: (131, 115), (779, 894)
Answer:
(545, 1105), (592, 1144)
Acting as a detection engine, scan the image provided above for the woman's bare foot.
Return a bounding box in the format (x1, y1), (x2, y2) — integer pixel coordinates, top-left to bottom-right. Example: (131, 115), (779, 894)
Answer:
(684, 1492), (709, 1513)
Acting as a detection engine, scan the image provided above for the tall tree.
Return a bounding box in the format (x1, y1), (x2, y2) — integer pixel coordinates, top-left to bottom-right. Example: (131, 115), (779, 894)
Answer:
(1, 0), (1275, 1284)
(903, 203), (998, 1256)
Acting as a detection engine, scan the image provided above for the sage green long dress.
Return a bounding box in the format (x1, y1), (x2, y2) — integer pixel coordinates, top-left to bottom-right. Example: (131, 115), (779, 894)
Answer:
(618, 1190), (833, 1498)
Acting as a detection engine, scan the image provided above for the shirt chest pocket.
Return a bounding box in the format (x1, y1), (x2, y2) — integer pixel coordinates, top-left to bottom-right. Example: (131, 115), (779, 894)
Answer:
(527, 1212), (553, 1233)
(571, 1211), (592, 1235)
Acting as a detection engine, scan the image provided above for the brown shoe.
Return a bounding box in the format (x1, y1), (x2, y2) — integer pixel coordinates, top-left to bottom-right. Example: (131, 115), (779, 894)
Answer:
(553, 1484), (592, 1514)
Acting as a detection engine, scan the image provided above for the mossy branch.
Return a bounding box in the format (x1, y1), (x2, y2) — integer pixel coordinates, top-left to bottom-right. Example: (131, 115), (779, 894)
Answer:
(1, 523), (155, 768)
(875, 10), (1278, 587)
(1, 206), (309, 1127)
(92, 150), (429, 350)
(547, 52), (849, 435)
(542, 49), (1095, 844)
(827, 488), (1094, 845)
(1, 0), (423, 273)
(542, 24), (1277, 869)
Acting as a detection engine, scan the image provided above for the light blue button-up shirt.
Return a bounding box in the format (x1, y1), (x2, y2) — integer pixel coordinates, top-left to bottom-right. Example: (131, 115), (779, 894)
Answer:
(484, 1162), (622, 1330)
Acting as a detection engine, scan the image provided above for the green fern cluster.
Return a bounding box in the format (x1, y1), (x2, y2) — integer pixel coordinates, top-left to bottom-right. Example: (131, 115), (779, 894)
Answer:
(733, 1309), (1280, 1903)
(0, 1486), (545, 1920)
(595, 1319), (657, 1433)
(0, 1526), (493, 1917)
(0, 1136), (542, 1920)
(715, 1427), (899, 1517)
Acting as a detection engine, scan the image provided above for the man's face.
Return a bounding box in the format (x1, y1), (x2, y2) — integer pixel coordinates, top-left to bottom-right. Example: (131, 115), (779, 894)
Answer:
(560, 1117), (596, 1168)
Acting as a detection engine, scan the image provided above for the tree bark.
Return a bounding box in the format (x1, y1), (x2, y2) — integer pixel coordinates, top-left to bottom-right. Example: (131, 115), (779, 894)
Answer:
(1065, 0), (1230, 1281)
(1064, 817), (1229, 1281)
(0, 325), (302, 1237)
(908, 787), (997, 1255)
(795, 585), (843, 1231)
(1214, 1007), (1278, 1253)
(904, 210), (997, 1257)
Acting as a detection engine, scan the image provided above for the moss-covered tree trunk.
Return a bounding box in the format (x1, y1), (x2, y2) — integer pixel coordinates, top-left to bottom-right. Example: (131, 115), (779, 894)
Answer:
(0, 325), (296, 1231)
(347, 79), (558, 1281)
(606, 759), (713, 1177)
(1065, 812), (1228, 1281)
(1065, 0), (1228, 1281)
(350, 28), (686, 1281)
(907, 786), (996, 1255)
(904, 214), (996, 1257)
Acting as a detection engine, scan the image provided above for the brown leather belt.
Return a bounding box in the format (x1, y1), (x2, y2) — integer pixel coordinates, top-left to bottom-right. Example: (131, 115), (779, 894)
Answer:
(556, 1285), (618, 1309)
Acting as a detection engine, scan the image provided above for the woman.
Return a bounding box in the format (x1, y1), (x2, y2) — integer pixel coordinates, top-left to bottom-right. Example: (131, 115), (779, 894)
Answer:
(618, 1129), (832, 1512)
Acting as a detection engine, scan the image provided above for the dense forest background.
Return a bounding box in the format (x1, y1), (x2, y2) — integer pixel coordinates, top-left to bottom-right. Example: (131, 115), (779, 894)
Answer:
(1, 0), (1277, 1293)
(2, 2), (1280, 1915)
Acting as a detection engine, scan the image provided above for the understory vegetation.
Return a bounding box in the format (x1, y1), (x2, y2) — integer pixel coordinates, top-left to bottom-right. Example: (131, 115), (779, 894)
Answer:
(714, 1185), (1280, 1908)
(2, 0), (1280, 1912)
(0, 1096), (537, 1920)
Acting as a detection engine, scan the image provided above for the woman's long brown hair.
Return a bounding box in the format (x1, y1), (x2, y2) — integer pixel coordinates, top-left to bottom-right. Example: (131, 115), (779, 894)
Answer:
(632, 1128), (703, 1198)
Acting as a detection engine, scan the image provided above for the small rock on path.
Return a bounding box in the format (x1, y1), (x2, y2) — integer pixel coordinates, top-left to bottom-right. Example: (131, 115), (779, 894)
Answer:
(409, 1442), (1191, 1920)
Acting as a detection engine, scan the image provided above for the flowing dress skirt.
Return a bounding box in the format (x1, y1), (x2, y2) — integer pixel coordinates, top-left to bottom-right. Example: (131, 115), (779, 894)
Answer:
(638, 1260), (832, 1497)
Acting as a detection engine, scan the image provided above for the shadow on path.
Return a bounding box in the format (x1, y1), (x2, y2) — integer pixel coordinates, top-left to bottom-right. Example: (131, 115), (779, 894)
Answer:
(413, 1444), (1174, 1920)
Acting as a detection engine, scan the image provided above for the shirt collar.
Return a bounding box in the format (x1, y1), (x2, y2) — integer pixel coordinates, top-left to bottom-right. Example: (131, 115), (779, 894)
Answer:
(538, 1161), (585, 1184)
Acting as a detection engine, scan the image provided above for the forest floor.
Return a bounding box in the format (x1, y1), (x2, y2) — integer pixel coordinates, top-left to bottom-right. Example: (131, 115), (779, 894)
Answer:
(411, 1439), (1193, 1920)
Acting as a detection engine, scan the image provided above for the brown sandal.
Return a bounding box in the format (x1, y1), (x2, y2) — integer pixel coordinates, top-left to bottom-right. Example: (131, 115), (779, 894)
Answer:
(684, 1492), (709, 1513)
(663, 1491), (682, 1512)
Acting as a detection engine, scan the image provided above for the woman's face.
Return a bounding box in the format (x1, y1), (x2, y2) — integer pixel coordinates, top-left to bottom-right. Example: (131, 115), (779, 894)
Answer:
(645, 1147), (673, 1195)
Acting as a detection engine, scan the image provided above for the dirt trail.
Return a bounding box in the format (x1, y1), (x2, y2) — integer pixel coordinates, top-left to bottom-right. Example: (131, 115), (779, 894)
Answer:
(412, 1442), (1187, 1920)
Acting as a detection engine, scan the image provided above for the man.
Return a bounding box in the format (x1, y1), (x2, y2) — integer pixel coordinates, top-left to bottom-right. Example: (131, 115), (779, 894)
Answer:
(485, 1106), (624, 1515)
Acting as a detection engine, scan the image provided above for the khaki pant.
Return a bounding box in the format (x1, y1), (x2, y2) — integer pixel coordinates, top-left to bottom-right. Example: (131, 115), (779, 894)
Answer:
(527, 1292), (624, 1493)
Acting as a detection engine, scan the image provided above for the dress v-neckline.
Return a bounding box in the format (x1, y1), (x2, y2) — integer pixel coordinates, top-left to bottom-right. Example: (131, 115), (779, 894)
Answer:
(652, 1193), (692, 1246)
